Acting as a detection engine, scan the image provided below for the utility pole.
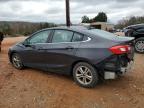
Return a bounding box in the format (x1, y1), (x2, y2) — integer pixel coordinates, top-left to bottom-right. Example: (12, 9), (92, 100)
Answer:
(65, 0), (70, 27)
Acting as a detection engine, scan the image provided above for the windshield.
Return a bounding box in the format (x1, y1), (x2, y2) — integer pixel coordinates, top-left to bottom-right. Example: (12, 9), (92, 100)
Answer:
(87, 29), (117, 39)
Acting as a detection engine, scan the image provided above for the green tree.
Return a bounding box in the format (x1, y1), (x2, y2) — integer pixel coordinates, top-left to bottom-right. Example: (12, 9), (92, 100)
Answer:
(81, 15), (90, 23)
(94, 12), (107, 22)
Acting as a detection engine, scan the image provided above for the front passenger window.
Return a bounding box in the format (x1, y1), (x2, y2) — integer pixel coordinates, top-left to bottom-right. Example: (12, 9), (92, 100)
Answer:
(29, 30), (50, 44)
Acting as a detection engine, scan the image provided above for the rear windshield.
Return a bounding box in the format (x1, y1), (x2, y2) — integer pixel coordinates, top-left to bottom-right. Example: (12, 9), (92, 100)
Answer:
(87, 29), (117, 39)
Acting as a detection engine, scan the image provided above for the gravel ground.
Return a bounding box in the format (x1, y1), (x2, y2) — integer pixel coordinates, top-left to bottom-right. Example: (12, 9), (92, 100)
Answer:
(0, 37), (144, 108)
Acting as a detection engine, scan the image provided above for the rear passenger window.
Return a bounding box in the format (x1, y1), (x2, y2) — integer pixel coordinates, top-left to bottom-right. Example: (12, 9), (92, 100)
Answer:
(72, 33), (83, 42)
(83, 36), (89, 41)
(52, 30), (73, 43)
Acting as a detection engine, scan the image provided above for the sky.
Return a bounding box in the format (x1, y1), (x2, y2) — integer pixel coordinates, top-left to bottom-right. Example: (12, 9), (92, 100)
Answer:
(0, 0), (144, 24)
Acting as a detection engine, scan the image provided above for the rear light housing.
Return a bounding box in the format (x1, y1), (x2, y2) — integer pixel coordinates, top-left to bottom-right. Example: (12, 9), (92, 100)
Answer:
(110, 45), (131, 54)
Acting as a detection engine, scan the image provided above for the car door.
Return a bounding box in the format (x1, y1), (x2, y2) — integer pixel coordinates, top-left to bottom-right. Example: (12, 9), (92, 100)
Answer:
(45, 29), (84, 74)
(21, 30), (52, 69)
(136, 27), (144, 34)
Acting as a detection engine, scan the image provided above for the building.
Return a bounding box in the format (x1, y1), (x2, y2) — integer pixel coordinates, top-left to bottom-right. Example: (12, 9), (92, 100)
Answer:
(80, 22), (114, 31)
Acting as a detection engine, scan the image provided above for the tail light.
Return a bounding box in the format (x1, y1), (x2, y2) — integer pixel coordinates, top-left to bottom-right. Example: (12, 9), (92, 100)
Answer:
(109, 45), (131, 54)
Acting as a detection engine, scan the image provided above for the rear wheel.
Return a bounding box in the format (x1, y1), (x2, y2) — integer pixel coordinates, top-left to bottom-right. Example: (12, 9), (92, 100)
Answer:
(11, 53), (24, 69)
(73, 62), (99, 88)
(135, 37), (144, 54)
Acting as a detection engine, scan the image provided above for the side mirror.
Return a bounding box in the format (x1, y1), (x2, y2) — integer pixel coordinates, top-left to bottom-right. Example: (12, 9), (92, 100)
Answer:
(23, 40), (36, 49)
(23, 39), (30, 47)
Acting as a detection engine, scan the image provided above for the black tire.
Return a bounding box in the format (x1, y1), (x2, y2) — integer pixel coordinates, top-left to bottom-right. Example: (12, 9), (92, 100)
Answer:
(11, 53), (24, 70)
(73, 62), (99, 88)
(135, 37), (144, 54)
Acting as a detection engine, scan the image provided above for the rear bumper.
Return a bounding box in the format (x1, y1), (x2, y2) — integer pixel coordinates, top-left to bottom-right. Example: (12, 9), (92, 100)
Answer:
(97, 54), (134, 80)
(104, 61), (133, 79)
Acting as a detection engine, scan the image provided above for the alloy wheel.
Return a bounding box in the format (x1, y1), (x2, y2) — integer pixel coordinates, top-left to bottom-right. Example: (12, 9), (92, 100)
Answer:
(12, 54), (22, 69)
(75, 66), (93, 85)
(135, 40), (144, 53)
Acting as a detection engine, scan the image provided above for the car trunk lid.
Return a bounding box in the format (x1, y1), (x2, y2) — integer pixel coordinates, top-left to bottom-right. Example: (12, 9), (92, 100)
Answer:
(116, 38), (135, 61)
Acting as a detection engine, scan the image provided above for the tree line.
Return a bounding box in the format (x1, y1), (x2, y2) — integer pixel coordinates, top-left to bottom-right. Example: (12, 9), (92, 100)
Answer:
(115, 16), (144, 29)
(0, 21), (57, 37)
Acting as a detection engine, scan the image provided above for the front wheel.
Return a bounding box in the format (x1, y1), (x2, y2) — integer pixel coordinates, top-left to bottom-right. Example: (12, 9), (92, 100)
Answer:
(135, 37), (144, 54)
(11, 53), (24, 69)
(73, 62), (99, 88)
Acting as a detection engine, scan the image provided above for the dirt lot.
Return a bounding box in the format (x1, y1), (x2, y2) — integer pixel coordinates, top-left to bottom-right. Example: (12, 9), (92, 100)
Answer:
(0, 37), (144, 108)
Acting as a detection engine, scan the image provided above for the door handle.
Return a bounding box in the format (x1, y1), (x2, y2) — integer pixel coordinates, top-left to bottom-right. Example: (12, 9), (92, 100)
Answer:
(25, 44), (36, 49)
(65, 46), (74, 50)
(37, 47), (45, 50)
(31, 45), (36, 49)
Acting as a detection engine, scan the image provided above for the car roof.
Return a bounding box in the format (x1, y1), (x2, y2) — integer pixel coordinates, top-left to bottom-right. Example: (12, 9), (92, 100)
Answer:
(125, 23), (144, 29)
(39, 26), (90, 35)
(32, 26), (125, 42)
(47, 26), (87, 30)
